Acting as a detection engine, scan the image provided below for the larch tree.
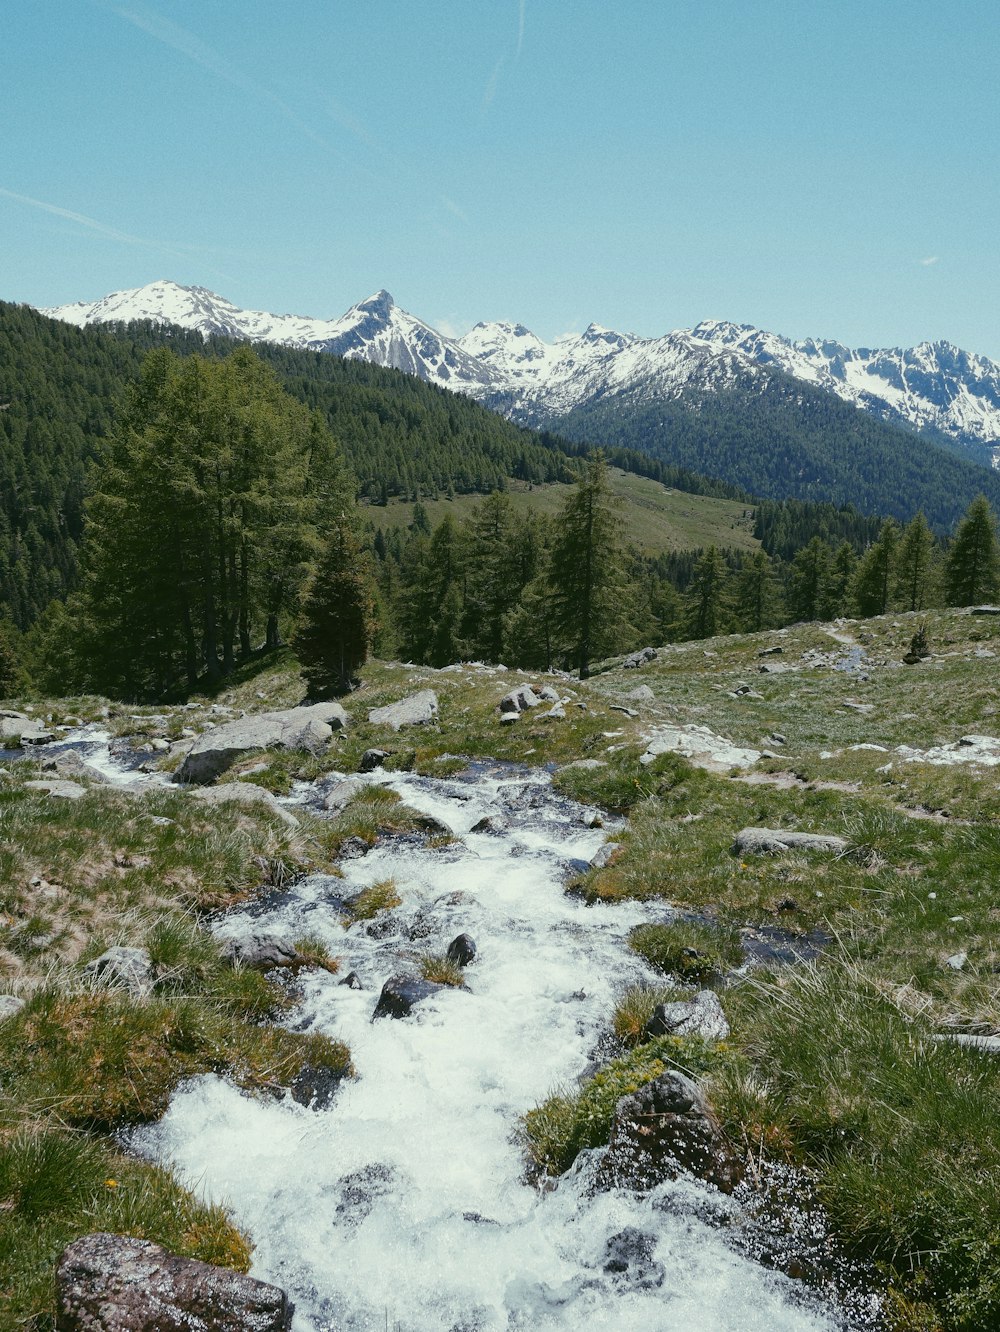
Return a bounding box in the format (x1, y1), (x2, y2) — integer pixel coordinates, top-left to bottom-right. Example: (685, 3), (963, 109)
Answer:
(895, 512), (937, 612)
(945, 495), (1000, 606)
(853, 519), (899, 618)
(548, 453), (630, 678)
(683, 546), (730, 640)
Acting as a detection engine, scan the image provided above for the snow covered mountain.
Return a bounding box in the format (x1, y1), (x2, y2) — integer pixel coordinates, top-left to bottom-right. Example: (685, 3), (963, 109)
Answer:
(41, 279), (1000, 459)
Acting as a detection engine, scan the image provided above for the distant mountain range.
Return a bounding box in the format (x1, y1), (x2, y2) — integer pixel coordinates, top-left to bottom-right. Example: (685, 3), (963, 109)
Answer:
(42, 280), (1000, 467)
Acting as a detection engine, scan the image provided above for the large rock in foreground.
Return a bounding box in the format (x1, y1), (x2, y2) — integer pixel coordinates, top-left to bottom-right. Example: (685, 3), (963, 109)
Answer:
(174, 702), (347, 784)
(372, 973), (445, 1020)
(367, 690), (438, 731)
(732, 827), (849, 856)
(596, 1071), (742, 1194)
(55, 1232), (293, 1331)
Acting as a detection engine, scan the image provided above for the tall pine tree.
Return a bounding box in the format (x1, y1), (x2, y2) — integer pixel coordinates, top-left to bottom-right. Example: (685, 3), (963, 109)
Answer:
(945, 496), (1000, 606)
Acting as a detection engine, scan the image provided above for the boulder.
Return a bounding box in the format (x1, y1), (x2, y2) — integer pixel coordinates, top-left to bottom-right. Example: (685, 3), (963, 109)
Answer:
(0, 994), (25, 1020)
(23, 779), (87, 800)
(601, 1227), (664, 1288)
(43, 752), (110, 783)
(623, 647), (657, 670)
(17, 727), (56, 746)
(644, 989), (730, 1041)
(372, 973), (445, 1020)
(623, 684), (655, 703)
(289, 1063), (347, 1110)
(596, 1071), (742, 1194)
(536, 685), (561, 702)
(470, 815), (506, 835)
(970, 605), (1000, 615)
(83, 946), (154, 999)
(223, 933), (301, 971)
(367, 690), (439, 731)
(415, 812), (453, 837)
(173, 702), (347, 784)
(589, 842), (621, 869)
(359, 747), (390, 772)
(189, 782), (299, 829)
(322, 777), (363, 812)
(732, 827), (849, 856)
(55, 1232), (293, 1332)
(446, 933), (477, 966)
(338, 970), (363, 989)
(499, 684), (542, 715)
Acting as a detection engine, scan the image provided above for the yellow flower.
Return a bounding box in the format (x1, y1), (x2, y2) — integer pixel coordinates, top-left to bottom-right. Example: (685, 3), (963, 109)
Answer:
(103, 1179), (118, 1189)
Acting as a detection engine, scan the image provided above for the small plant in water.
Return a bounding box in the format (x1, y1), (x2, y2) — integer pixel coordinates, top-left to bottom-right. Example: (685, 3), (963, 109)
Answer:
(418, 954), (465, 987)
(628, 918), (742, 981)
(341, 879), (401, 924)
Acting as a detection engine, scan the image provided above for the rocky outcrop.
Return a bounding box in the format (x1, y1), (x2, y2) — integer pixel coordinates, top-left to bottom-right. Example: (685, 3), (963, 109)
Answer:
(23, 779), (87, 800)
(189, 782), (299, 829)
(623, 647), (657, 669)
(83, 946), (154, 999)
(732, 827), (849, 856)
(55, 1232), (293, 1331)
(223, 933), (302, 971)
(644, 989), (730, 1041)
(372, 973), (445, 1020)
(173, 702), (347, 784)
(596, 1071), (742, 1194)
(43, 752), (110, 783)
(367, 690), (439, 731)
(499, 684), (542, 715)
(359, 748), (389, 772)
(641, 724), (761, 773)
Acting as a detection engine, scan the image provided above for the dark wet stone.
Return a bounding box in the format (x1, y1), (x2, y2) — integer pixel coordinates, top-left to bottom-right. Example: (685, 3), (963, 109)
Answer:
(334, 1163), (395, 1226)
(601, 1228), (665, 1288)
(372, 973), (444, 1020)
(446, 933), (477, 966)
(338, 836), (371, 860)
(289, 1063), (347, 1110)
(359, 748), (389, 773)
(338, 970), (363, 989)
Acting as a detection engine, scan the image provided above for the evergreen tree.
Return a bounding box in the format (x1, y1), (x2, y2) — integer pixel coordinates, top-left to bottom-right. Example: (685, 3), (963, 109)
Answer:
(293, 520), (376, 697)
(0, 620), (20, 697)
(853, 519), (899, 617)
(734, 549), (782, 633)
(945, 495), (1000, 606)
(895, 512), (936, 612)
(683, 546), (729, 639)
(548, 454), (630, 677)
(463, 492), (521, 661)
(826, 542), (858, 618)
(788, 537), (830, 622)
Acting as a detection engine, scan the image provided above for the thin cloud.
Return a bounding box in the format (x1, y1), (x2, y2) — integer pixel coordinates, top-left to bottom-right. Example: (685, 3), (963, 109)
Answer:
(110, 2), (329, 150)
(483, 53), (505, 107)
(0, 186), (183, 255)
(440, 196), (469, 224)
(517, 0), (526, 57)
(920, 256), (940, 266)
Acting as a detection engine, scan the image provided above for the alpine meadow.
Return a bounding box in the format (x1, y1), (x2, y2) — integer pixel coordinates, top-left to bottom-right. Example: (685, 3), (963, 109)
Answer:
(4, 5), (1000, 1331)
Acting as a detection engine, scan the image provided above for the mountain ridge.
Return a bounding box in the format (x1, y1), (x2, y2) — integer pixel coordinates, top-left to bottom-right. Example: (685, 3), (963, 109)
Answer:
(41, 278), (1000, 463)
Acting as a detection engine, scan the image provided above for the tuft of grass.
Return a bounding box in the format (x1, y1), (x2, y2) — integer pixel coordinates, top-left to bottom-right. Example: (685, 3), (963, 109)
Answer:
(522, 1034), (722, 1179)
(341, 878), (401, 924)
(612, 981), (689, 1048)
(628, 918), (743, 981)
(417, 954), (465, 987)
(714, 959), (1000, 1328)
(0, 1123), (252, 1328)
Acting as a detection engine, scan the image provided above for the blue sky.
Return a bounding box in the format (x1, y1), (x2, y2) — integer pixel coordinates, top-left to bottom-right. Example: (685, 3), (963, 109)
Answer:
(4, 1), (999, 356)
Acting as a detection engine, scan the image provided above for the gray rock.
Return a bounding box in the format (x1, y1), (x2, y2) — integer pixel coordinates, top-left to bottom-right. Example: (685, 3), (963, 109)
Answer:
(18, 727), (56, 746)
(83, 946), (154, 999)
(23, 779), (87, 800)
(367, 690), (439, 731)
(645, 989), (730, 1041)
(970, 605), (1000, 615)
(189, 782), (300, 829)
(0, 994), (25, 1020)
(758, 645), (784, 656)
(499, 684), (542, 715)
(732, 827), (849, 856)
(446, 933), (477, 966)
(541, 704), (566, 720)
(173, 701), (347, 784)
(559, 758), (607, 772)
(55, 1232), (293, 1331)
(537, 685), (561, 702)
(623, 646), (658, 669)
(596, 1071), (741, 1194)
(609, 705), (640, 718)
(322, 777), (363, 811)
(470, 815), (506, 835)
(339, 836), (370, 859)
(224, 933), (301, 971)
(359, 747), (390, 772)
(945, 951), (968, 971)
(601, 1227), (664, 1288)
(42, 752), (110, 783)
(499, 712), (519, 724)
(339, 970), (363, 989)
(590, 842), (621, 869)
(624, 684), (655, 703)
(372, 973), (445, 1020)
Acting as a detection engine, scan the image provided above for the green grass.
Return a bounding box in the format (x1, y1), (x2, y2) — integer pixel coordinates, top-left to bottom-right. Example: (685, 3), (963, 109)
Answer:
(366, 468), (760, 557)
(628, 918), (743, 981)
(417, 954), (466, 987)
(341, 878), (402, 924)
(612, 982), (689, 1047)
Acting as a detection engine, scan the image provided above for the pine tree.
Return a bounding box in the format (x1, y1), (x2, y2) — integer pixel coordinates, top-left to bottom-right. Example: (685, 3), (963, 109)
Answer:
(853, 519), (899, 617)
(826, 542), (858, 618)
(463, 492), (521, 661)
(788, 537), (830, 622)
(548, 453), (630, 677)
(0, 621), (20, 697)
(683, 546), (729, 639)
(945, 495), (1000, 606)
(734, 549), (782, 633)
(293, 521), (376, 697)
(895, 512), (936, 612)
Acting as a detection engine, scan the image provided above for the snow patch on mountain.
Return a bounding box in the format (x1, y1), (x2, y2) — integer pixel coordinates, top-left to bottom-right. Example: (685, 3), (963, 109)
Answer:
(40, 280), (1000, 455)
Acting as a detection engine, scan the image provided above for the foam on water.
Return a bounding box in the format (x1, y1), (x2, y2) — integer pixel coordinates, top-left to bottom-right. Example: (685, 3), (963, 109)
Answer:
(130, 764), (850, 1331)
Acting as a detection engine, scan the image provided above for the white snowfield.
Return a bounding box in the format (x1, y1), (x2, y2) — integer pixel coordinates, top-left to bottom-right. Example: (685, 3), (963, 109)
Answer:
(42, 279), (1000, 456)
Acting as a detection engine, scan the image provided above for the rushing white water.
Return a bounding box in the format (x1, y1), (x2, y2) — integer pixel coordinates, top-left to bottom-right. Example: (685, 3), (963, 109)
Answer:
(122, 762), (853, 1332)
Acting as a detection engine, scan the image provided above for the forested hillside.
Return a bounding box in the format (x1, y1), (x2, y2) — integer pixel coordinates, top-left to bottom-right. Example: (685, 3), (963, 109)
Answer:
(542, 371), (1000, 529)
(0, 303), (740, 629)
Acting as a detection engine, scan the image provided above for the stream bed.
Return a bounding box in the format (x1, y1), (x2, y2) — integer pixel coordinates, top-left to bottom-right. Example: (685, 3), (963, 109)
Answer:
(87, 749), (872, 1330)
